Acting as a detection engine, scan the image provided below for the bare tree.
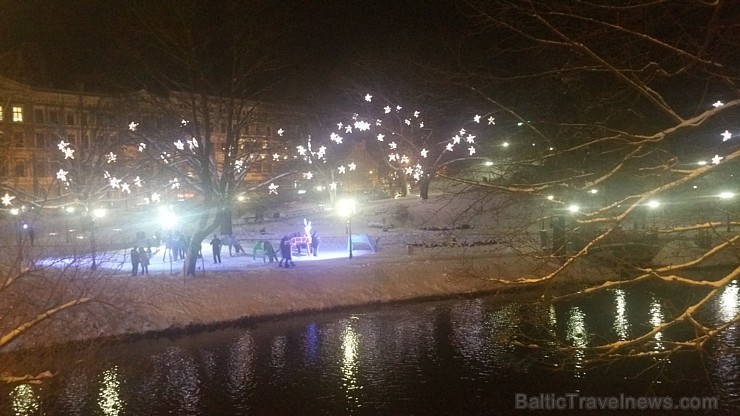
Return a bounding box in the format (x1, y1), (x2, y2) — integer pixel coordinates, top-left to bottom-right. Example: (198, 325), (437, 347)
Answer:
(120, 0), (300, 276)
(426, 0), (740, 361)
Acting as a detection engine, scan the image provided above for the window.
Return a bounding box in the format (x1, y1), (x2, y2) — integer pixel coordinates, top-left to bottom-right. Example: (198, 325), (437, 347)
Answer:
(35, 132), (46, 148)
(0, 106), (4, 121)
(49, 110), (58, 123)
(12, 106), (23, 122)
(14, 131), (24, 147)
(35, 159), (48, 178)
(14, 161), (26, 177)
(80, 112), (88, 126)
(34, 108), (45, 123)
(66, 112), (75, 125)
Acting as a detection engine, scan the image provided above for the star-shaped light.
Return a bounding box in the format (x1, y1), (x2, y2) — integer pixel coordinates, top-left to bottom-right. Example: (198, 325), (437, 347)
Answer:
(174, 140), (185, 150)
(337, 122), (343, 130)
(468, 146), (476, 155)
(420, 148), (429, 158)
(721, 130), (732, 141)
(452, 135), (461, 145)
(329, 182), (337, 191)
(330, 133), (343, 144)
(170, 178), (180, 189)
(56, 169), (69, 181)
(400, 155), (409, 164)
(344, 125), (353, 133)
(1, 193), (15, 206)
(445, 143), (454, 152)
(404, 119), (411, 126)
(377, 134), (385, 142)
(277, 128), (284, 136)
(713, 101), (724, 108)
(712, 154), (723, 164)
(488, 116), (496, 125)
(109, 177), (122, 189)
(474, 115), (481, 123)
(466, 134), (476, 144)
(304, 171), (314, 180)
(354, 120), (371, 131)
(105, 152), (117, 163)
(128, 121), (139, 131)
(134, 176), (143, 187)
(268, 183), (279, 195)
(338, 166), (346, 174)
(138, 142), (146, 152)
(364, 93), (372, 102)
(63, 148), (75, 159)
(297, 145), (307, 156)
(121, 183), (131, 194)
(273, 153), (281, 161)
(348, 163), (357, 171)
(413, 111), (420, 118)
(396, 105), (402, 111)
(384, 106), (391, 114)
(151, 192), (161, 203)
(389, 141), (397, 150)
(58, 140), (70, 151)
(389, 154), (398, 162)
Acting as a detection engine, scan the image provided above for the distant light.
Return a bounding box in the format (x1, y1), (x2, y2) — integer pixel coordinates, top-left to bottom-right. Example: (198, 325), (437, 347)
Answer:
(10, 208), (19, 215)
(589, 189), (598, 194)
(337, 198), (356, 217)
(698, 161), (707, 166)
(719, 192), (735, 200)
(297, 189), (307, 194)
(65, 206), (75, 213)
(502, 142), (510, 148)
(517, 122), (523, 126)
(484, 161), (494, 166)
(547, 195), (554, 201)
(568, 204), (580, 213)
(647, 200), (660, 209)
(93, 208), (107, 218)
(237, 195), (246, 202)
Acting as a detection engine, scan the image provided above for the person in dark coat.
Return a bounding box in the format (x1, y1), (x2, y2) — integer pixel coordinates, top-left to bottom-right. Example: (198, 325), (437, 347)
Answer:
(278, 235), (295, 267)
(138, 246), (150, 275)
(130, 246), (140, 276)
(310, 231), (320, 257)
(210, 234), (222, 263)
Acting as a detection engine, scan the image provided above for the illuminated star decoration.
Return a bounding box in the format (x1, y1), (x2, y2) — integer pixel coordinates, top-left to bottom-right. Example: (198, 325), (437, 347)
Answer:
(273, 153), (281, 161)
(488, 116), (496, 125)
(174, 140), (185, 150)
(474, 115), (481, 123)
(713, 101), (724, 108)
(365, 94), (372, 102)
(712, 154), (723, 165)
(181, 119), (189, 126)
(128, 121), (139, 131)
(121, 183), (131, 194)
(277, 128), (284, 136)
(377, 134), (385, 142)
(151, 192), (161, 203)
(63, 148), (75, 159)
(56, 169), (69, 182)
(134, 176), (143, 187)
(105, 152), (117, 163)
(109, 177), (121, 189)
(268, 183), (279, 195)
(338, 165), (346, 174)
(304, 171), (314, 180)
(721, 130), (732, 141)
(329, 182), (337, 191)
(348, 162), (357, 171)
(170, 178), (180, 189)
(420, 149), (429, 158)
(58, 140), (70, 151)
(468, 146), (476, 155)
(1, 193), (15, 206)
(138, 142), (147, 152)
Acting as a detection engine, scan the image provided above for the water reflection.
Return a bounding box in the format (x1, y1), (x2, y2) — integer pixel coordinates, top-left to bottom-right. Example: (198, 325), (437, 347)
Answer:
(98, 366), (123, 415)
(565, 306), (588, 376)
(3, 280), (740, 415)
(649, 297), (665, 351)
(719, 281), (739, 322)
(10, 384), (39, 416)
(340, 318), (361, 412)
(613, 288), (630, 340)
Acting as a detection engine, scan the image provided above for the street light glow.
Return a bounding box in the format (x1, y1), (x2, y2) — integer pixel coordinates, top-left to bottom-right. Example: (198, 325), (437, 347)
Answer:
(568, 204), (579, 213)
(337, 198), (356, 217)
(647, 200), (660, 209)
(719, 192), (735, 200)
(92, 208), (107, 218)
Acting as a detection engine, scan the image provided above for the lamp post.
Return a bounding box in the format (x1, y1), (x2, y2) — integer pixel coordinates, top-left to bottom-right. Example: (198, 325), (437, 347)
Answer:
(719, 192), (735, 233)
(90, 208), (107, 270)
(338, 198), (356, 259)
(10, 208), (21, 257)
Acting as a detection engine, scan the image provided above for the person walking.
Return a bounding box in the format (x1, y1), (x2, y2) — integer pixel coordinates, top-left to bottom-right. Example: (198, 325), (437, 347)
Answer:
(279, 235), (295, 267)
(210, 234), (222, 263)
(138, 246), (150, 275)
(130, 246), (140, 276)
(226, 234), (235, 256)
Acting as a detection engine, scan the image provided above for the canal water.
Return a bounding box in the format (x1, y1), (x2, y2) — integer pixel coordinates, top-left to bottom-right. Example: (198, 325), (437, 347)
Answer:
(2, 278), (738, 415)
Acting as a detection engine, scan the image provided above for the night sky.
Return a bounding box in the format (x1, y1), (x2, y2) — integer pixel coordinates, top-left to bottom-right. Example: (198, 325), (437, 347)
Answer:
(0, 0), (465, 94)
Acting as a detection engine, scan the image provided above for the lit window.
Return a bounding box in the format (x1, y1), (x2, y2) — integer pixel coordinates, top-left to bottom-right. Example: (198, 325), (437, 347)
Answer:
(0, 106), (3, 121)
(12, 106), (23, 122)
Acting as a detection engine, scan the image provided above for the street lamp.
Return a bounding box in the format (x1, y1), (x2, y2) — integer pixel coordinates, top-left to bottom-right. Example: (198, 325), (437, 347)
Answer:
(90, 208), (107, 270)
(337, 198), (356, 259)
(719, 192), (735, 232)
(647, 200), (660, 229)
(10, 208), (21, 255)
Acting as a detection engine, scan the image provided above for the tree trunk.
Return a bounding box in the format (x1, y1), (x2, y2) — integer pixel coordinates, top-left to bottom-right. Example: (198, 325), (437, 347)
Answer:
(183, 229), (208, 276)
(419, 173), (430, 200)
(220, 205), (233, 236)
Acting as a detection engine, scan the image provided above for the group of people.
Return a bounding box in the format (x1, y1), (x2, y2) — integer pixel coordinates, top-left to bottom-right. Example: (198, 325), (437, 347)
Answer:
(130, 246), (151, 276)
(129, 229), (320, 273)
(278, 230), (319, 267)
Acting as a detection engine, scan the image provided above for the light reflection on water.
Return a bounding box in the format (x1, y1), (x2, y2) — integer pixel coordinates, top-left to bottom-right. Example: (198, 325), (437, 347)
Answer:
(2, 279), (739, 415)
